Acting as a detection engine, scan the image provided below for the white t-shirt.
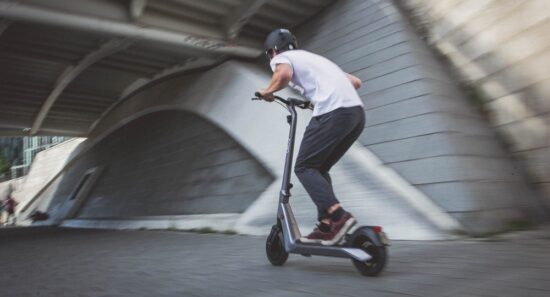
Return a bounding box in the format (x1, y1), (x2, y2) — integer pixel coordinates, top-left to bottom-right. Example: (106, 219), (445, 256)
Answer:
(270, 49), (363, 116)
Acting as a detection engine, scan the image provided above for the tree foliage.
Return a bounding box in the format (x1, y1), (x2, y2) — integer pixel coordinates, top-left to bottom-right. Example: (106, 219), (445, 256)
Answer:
(0, 137), (22, 171)
(0, 153), (10, 175)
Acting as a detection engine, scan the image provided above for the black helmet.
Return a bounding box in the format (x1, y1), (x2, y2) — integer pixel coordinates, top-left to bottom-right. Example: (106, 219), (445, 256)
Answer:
(264, 28), (298, 60)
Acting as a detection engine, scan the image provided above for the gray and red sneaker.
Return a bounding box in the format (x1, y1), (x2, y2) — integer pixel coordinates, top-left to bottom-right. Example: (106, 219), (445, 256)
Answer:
(321, 212), (356, 246)
(300, 212), (356, 245)
(300, 224), (332, 244)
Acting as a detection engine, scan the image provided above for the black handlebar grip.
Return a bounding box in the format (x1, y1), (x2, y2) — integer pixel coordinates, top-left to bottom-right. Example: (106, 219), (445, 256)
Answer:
(254, 91), (262, 98)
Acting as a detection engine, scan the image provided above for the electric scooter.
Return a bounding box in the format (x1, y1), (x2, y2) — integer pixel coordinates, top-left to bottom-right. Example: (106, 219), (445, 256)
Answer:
(252, 92), (389, 277)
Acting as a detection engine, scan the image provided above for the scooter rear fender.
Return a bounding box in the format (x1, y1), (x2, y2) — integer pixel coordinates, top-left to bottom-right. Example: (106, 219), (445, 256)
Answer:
(348, 226), (389, 247)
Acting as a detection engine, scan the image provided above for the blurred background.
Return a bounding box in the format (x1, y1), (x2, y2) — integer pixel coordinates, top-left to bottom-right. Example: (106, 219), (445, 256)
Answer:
(0, 0), (549, 239)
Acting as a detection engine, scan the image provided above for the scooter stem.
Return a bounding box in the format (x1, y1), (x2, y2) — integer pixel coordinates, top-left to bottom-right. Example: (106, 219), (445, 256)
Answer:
(280, 103), (298, 204)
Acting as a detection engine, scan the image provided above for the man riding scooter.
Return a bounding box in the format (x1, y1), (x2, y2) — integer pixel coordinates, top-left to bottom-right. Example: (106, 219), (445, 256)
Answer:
(257, 28), (365, 246)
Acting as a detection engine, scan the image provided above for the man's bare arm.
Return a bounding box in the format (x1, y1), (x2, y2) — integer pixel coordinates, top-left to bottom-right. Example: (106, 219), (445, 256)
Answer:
(347, 73), (362, 89)
(258, 64), (293, 101)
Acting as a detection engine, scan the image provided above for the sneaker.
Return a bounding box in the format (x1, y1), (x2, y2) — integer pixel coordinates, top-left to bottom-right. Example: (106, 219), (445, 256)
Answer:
(321, 212), (356, 246)
(300, 224), (332, 244)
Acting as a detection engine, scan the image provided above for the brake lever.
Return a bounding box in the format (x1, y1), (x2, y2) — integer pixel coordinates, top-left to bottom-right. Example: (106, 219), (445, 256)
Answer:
(300, 102), (313, 110)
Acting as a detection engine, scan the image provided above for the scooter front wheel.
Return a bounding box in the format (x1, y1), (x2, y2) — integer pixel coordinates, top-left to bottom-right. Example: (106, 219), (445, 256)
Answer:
(351, 235), (387, 276)
(266, 224), (289, 266)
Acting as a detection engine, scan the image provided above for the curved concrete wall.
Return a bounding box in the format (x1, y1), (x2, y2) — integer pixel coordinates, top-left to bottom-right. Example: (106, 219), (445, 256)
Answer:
(404, 0), (550, 210)
(75, 110), (271, 218)
(293, 0), (545, 231)
(34, 109), (272, 221)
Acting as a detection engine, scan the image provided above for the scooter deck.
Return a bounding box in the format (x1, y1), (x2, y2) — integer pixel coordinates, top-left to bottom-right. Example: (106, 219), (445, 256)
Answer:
(287, 241), (372, 262)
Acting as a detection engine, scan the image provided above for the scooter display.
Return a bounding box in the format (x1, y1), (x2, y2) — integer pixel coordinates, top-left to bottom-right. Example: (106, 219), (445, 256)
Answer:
(252, 92), (389, 276)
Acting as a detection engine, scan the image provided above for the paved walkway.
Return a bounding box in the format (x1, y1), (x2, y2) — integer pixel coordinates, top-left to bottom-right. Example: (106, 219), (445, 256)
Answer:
(1, 227), (550, 297)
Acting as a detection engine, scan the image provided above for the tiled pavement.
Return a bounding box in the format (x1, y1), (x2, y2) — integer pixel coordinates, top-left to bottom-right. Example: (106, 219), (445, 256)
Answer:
(1, 227), (550, 297)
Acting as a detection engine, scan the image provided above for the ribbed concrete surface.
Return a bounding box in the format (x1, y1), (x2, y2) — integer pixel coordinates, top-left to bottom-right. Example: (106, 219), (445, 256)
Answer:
(235, 144), (454, 240)
(407, 0), (550, 209)
(293, 0), (543, 233)
(31, 109), (272, 223)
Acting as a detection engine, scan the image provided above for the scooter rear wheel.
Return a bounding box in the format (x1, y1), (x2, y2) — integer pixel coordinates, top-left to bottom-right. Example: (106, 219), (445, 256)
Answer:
(351, 236), (387, 276)
(266, 225), (288, 266)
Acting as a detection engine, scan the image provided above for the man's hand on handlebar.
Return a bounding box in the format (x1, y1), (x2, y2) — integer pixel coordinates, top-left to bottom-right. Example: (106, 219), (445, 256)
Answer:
(252, 92), (313, 110)
(256, 89), (275, 102)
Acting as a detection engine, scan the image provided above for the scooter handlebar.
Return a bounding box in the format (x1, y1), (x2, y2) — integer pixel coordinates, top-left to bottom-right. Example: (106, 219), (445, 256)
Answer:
(253, 92), (312, 110)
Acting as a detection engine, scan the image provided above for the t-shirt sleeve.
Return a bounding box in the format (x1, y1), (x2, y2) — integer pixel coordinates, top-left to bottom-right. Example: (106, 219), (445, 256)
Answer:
(270, 55), (293, 72)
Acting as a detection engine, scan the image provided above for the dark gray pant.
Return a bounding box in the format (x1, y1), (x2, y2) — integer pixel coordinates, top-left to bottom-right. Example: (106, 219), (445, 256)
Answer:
(294, 106), (365, 221)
